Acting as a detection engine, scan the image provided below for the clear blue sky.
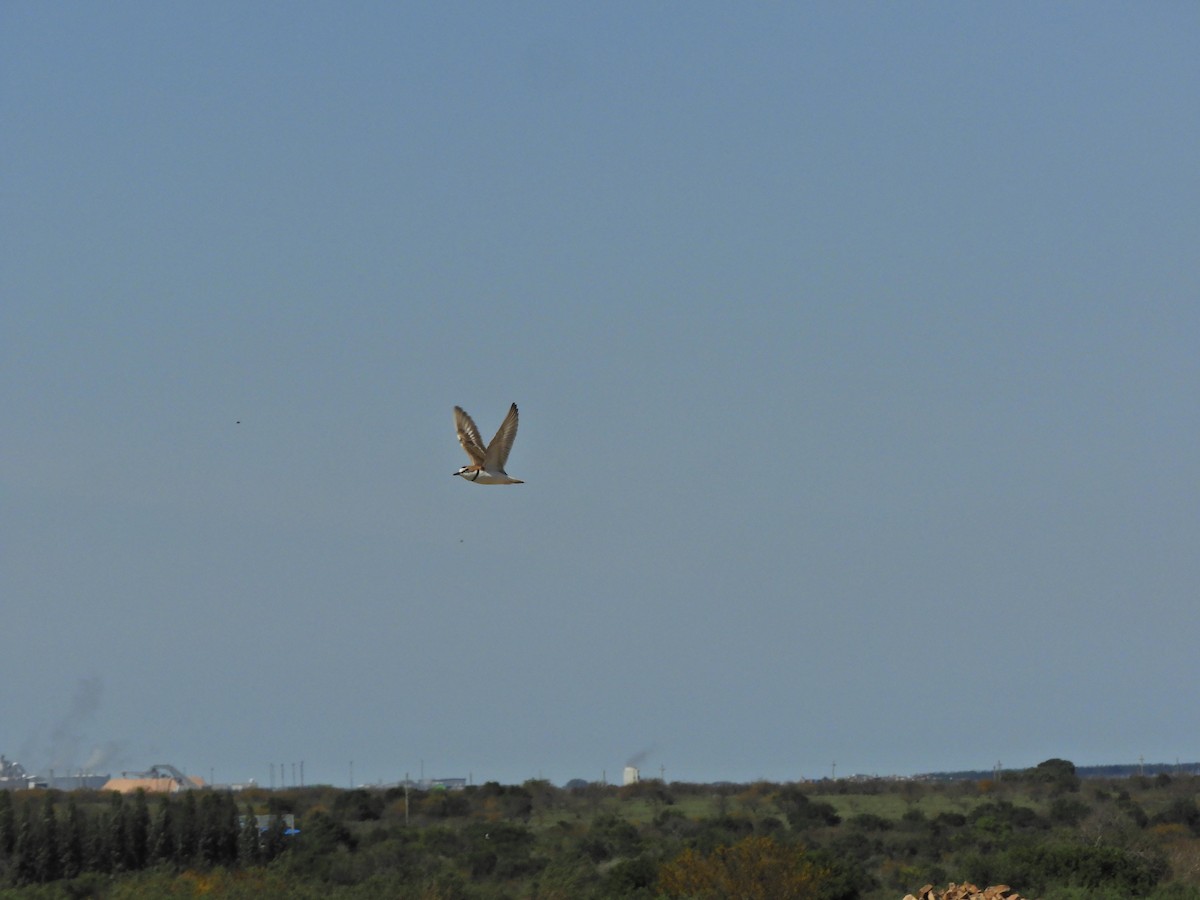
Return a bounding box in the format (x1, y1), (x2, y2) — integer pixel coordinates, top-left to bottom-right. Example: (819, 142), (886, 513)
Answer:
(3, 2), (1198, 788)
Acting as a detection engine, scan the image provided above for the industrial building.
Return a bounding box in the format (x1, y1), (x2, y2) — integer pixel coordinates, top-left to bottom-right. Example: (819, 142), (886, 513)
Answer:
(0, 756), (38, 791)
(3, 755), (110, 791)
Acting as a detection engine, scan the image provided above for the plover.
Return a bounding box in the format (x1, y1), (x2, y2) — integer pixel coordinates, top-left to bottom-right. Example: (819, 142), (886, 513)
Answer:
(453, 403), (524, 484)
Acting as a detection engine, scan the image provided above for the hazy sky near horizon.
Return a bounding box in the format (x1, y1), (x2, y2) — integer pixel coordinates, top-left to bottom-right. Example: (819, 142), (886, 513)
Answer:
(3, 2), (1198, 788)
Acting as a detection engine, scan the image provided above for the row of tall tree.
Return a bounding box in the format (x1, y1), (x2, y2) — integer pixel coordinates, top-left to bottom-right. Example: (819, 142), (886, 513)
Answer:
(0, 789), (290, 886)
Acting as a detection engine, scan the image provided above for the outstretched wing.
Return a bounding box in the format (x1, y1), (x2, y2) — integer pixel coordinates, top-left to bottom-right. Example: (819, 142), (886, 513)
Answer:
(484, 403), (519, 470)
(454, 406), (486, 465)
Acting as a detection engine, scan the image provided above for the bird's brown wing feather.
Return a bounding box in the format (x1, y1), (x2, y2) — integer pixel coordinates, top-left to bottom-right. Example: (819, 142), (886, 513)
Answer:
(454, 406), (487, 465)
(484, 403), (519, 470)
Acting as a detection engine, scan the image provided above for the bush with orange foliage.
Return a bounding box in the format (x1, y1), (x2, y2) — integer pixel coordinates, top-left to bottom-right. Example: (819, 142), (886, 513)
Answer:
(657, 834), (828, 900)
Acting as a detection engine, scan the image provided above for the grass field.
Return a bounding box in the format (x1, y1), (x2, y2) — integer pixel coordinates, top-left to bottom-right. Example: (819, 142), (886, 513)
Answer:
(810, 789), (1039, 821)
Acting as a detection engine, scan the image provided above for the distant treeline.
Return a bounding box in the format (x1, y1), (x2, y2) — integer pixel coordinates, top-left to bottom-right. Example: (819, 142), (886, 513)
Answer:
(922, 761), (1200, 781)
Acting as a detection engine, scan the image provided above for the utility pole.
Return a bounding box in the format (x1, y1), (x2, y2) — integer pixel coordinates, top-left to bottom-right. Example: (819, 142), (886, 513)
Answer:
(349, 760), (354, 789)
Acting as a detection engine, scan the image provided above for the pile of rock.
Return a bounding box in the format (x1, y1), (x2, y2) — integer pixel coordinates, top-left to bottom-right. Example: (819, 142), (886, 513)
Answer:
(903, 883), (1026, 900)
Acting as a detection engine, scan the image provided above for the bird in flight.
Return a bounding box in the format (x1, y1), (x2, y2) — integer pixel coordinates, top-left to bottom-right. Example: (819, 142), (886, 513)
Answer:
(453, 403), (524, 484)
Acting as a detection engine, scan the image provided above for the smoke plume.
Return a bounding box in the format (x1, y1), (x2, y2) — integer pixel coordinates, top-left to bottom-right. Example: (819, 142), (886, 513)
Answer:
(625, 746), (656, 768)
(45, 676), (103, 770)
